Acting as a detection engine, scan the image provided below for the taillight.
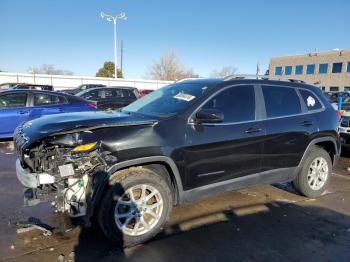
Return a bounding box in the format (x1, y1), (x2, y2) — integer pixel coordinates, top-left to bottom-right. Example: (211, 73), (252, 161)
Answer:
(87, 103), (97, 109)
(337, 111), (342, 120)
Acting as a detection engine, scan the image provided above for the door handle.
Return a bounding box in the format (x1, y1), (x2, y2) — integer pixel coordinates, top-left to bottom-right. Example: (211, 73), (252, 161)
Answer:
(18, 110), (28, 115)
(301, 120), (313, 127)
(245, 127), (262, 134)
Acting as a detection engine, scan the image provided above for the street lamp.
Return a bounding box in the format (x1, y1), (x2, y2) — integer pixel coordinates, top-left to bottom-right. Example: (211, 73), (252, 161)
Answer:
(100, 11), (127, 79)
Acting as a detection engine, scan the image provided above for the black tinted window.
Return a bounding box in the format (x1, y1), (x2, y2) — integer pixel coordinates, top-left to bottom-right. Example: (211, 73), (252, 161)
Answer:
(83, 90), (99, 99)
(112, 89), (123, 97)
(299, 89), (322, 111)
(202, 85), (255, 123)
(0, 93), (27, 108)
(262, 85), (301, 118)
(104, 89), (114, 97)
(34, 94), (64, 106)
(122, 89), (136, 98)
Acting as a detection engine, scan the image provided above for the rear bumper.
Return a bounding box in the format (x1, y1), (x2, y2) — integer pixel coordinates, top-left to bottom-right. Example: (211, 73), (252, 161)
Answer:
(16, 159), (55, 188)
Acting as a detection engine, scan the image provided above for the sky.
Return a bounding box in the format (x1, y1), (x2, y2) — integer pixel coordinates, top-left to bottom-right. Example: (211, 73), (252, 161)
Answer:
(0, 0), (349, 79)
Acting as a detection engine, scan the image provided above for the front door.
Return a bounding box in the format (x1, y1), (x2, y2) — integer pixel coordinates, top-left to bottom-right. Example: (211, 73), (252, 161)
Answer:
(183, 85), (266, 190)
(0, 92), (29, 138)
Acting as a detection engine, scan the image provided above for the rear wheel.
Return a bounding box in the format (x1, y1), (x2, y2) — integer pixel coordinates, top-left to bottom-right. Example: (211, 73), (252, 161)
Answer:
(98, 167), (173, 247)
(293, 146), (332, 198)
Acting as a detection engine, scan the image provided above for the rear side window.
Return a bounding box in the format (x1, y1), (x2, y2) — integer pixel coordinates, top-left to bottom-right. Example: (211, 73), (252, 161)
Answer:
(123, 89), (136, 99)
(112, 89), (123, 97)
(202, 85), (255, 123)
(0, 93), (27, 108)
(104, 89), (114, 97)
(83, 90), (99, 100)
(262, 85), (301, 118)
(98, 90), (104, 98)
(299, 89), (323, 111)
(34, 94), (65, 106)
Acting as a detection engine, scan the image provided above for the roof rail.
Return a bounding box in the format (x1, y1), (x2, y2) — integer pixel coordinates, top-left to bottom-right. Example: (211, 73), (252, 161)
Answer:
(175, 77), (201, 83)
(223, 74), (305, 84)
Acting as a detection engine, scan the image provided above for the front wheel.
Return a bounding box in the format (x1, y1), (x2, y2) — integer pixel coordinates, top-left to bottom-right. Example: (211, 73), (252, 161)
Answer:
(98, 167), (173, 247)
(293, 146), (332, 198)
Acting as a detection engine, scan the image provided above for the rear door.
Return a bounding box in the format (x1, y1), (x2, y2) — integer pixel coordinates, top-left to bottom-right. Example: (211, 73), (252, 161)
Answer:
(0, 92), (29, 138)
(260, 85), (318, 172)
(28, 93), (66, 119)
(183, 84), (266, 189)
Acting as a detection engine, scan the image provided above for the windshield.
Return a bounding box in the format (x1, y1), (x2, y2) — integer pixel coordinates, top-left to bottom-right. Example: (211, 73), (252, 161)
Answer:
(122, 82), (211, 117)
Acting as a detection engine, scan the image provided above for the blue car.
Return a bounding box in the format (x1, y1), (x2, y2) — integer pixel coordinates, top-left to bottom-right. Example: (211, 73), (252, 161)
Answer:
(0, 89), (97, 139)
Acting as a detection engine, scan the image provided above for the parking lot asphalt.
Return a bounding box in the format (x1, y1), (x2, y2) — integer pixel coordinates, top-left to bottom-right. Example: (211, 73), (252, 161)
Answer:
(0, 142), (349, 261)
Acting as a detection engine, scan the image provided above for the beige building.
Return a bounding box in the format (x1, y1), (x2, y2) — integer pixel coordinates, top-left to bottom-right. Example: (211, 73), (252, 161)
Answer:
(269, 49), (350, 91)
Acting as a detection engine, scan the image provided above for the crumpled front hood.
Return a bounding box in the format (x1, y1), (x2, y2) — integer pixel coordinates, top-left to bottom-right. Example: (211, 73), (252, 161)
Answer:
(15, 111), (158, 147)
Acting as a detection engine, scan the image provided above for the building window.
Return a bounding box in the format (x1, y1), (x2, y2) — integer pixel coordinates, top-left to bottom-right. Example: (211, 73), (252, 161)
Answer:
(306, 64), (315, 74)
(344, 86), (350, 91)
(275, 66), (282, 76)
(330, 86), (339, 91)
(319, 64), (328, 74)
(332, 63), (343, 73)
(285, 66), (292, 75)
(321, 86), (326, 91)
(295, 65), (303, 75)
(347, 62), (350, 73)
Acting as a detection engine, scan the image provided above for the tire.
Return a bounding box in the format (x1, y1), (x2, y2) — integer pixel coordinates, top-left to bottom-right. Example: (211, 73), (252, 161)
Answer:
(98, 167), (173, 247)
(293, 146), (332, 198)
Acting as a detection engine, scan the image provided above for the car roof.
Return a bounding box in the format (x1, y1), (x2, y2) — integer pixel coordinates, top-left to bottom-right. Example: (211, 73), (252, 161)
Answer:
(78, 86), (136, 94)
(179, 77), (321, 93)
(15, 84), (52, 87)
(0, 89), (71, 96)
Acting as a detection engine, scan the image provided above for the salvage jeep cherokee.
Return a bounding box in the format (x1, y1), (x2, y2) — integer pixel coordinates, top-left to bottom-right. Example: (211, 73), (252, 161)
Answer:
(14, 76), (340, 247)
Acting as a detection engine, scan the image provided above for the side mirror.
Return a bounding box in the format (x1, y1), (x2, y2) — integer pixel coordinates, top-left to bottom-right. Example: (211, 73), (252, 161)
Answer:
(195, 109), (224, 124)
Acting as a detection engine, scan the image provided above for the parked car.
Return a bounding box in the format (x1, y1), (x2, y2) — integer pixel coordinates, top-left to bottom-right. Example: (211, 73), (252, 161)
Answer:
(0, 82), (24, 90)
(324, 91), (350, 109)
(10, 84), (54, 91)
(76, 86), (139, 110)
(339, 109), (350, 149)
(0, 90), (97, 139)
(61, 84), (106, 95)
(14, 77), (340, 247)
(139, 89), (153, 98)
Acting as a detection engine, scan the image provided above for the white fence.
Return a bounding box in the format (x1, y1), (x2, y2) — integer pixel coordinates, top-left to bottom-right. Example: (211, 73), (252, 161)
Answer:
(0, 72), (173, 91)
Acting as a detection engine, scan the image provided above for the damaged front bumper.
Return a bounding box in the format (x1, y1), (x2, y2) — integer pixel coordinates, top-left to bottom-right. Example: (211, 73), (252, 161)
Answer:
(15, 143), (107, 221)
(16, 159), (55, 188)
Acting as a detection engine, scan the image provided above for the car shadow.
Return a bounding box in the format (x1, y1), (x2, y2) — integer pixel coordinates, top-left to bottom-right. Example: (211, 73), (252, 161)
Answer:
(73, 197), (350, 262)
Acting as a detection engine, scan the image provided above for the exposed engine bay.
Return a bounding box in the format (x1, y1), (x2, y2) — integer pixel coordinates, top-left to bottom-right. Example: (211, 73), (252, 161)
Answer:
(15, 131), (110, 220)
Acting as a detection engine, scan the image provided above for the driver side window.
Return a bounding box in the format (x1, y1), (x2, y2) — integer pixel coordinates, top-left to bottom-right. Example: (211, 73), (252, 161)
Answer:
(202, 85), (256, 123)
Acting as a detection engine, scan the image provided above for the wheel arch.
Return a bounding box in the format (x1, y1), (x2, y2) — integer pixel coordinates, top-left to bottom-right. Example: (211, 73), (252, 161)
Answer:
(105, 156), (184, 205)
(298, 136), (339, 170)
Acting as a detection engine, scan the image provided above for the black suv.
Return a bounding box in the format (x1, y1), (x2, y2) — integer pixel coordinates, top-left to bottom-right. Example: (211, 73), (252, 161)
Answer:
(14, 76), (340, 247)
(75, 86), (139, 110)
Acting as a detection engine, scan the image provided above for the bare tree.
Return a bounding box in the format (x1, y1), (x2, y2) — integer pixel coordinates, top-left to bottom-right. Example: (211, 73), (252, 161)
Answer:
(27, 64), (73, 75)
(147, 50), (199, 81)
(210, 66), (238, 78)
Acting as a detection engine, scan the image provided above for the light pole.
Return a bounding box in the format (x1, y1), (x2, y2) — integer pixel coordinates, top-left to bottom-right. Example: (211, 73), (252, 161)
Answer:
(100, 11), (127, 79)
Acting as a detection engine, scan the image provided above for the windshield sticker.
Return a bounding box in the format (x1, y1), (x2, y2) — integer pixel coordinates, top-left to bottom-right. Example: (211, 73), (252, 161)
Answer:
(307, 96), (316, 107)
(174, 93), (195, 102)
